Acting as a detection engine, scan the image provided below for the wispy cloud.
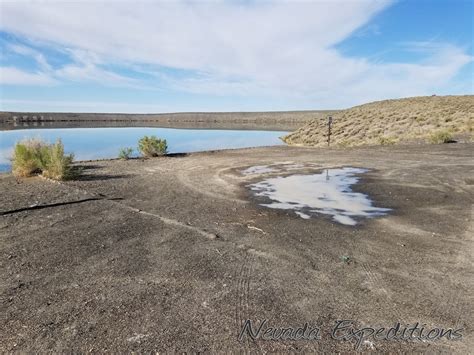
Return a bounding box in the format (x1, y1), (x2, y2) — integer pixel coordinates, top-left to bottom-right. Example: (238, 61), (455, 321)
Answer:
(8, 43), (52, 71)
(0, 66), (57, 85)
(0, 99), (170, 113)
(0, 0), (472, 110)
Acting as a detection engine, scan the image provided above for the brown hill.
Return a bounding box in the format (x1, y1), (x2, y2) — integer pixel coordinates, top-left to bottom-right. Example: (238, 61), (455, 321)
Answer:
(283, 95), (474, 147)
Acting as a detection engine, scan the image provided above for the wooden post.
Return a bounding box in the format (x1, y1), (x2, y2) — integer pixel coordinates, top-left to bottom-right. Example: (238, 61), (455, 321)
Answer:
(327, 116), (333, 146)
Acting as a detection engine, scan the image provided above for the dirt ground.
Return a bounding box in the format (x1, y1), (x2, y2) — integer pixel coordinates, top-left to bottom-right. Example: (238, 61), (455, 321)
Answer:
(1, 143), (473, 352)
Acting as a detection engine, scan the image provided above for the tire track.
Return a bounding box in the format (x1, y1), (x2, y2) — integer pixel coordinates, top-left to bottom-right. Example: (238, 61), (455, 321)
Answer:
(361, 263), (404, 322)
(235, 252), (256, 350)
(428, 213), (472, 329)
(176, 164), (248, 204)
(427, 276), (470, 330)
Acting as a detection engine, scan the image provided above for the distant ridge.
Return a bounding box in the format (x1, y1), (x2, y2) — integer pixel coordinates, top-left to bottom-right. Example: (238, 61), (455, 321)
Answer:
(0, 110), (338, 132)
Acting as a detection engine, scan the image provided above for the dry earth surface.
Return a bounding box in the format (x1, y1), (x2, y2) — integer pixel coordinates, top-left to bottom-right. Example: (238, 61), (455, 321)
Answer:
(284, 95), (474, 147)
(1, 144), (473, 352)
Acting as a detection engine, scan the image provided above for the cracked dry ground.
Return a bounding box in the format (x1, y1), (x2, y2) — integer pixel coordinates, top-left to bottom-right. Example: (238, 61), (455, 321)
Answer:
(1, 144), (473, 352)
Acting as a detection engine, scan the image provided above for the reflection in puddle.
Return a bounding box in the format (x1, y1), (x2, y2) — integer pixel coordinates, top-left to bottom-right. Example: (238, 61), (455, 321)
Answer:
(248, 167), (390, 226)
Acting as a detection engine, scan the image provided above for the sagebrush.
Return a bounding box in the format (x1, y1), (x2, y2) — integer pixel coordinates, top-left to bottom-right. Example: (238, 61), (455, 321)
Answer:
(138, 136), (168, 157)
(118, 147), (134, 160)
(12, 138), (76, 180)
(11, 138), (47, 177)
(41, 140), (75, 180)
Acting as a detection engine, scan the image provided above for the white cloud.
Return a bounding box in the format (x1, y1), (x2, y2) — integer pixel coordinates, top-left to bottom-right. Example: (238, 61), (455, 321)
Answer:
(0, 66), (57, 85)
(0, 99), (170, 113)
(9, 44), (52, 71)
(0, 0), (472, 109)
(3, 44), (146, 89)
(54, 49), (140, 88)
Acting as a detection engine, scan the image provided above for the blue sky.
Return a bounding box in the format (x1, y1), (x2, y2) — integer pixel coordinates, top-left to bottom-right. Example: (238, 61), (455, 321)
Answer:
(0, 0), (472, 113)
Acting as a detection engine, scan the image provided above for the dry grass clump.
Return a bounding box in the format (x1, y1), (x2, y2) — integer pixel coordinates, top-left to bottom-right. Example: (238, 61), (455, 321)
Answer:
(283, 95), (474, 147)
(12, 138), (48, 177)
(428, 129), (454, 144)
(378, 136), (398, 145)
(41, 140), (75, 180)
(12, 138), (76, 180)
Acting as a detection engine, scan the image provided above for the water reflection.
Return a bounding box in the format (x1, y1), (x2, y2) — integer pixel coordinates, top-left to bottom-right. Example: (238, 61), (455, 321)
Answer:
(248, 167), (391, 226)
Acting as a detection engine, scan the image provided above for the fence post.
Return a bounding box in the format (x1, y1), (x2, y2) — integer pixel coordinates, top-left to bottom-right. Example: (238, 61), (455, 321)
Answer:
(327, 116), (333, 146)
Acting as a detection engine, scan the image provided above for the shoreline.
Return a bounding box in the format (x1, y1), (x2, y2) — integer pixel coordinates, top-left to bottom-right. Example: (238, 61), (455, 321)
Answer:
(2, 141), (472, 174)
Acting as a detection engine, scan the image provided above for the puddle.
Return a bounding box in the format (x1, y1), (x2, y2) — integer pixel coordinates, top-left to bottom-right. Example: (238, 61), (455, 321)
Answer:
(248, 167), (391, 226)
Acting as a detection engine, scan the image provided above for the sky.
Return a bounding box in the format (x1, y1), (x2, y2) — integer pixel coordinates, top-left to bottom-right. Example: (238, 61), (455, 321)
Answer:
(0, 0), (472, 113)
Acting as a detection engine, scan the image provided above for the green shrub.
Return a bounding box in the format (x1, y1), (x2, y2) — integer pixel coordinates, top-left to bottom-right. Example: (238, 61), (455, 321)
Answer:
(138, 135), (168, 157)
(428, 129), (454, 144)
(118, 147), (134, 160)
(378, 136), (397, 145)
(41, 140), (75, 180)
(11, 138), (47, 177)
(12, 138), (75, 180)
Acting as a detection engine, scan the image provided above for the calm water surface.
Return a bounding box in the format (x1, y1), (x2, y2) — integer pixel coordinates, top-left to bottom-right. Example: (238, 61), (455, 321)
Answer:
(247, 167), (391, 226)
(0, 127), (287, 172)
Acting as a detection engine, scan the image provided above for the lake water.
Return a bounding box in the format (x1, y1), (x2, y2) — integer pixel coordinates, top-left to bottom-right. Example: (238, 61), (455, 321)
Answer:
(0, 127), (287, 172)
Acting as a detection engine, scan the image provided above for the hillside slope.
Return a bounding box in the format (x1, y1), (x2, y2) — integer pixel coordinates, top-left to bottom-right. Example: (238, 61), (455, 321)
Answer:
(283, 95), (473, 147)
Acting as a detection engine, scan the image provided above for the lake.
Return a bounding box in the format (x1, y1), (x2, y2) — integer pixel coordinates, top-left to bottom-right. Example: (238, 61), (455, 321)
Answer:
(0, 127), (287, 172)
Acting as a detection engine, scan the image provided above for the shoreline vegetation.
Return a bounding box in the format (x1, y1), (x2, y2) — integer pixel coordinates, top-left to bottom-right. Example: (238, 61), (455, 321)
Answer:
(11, 135), (169, 180)
(11, 138), (76, 180)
